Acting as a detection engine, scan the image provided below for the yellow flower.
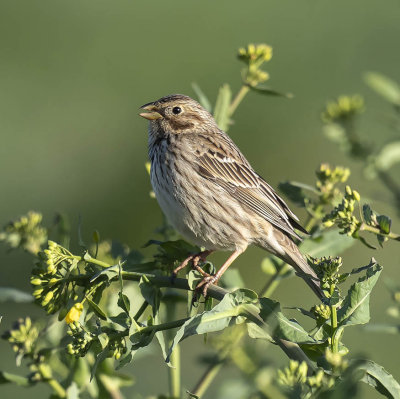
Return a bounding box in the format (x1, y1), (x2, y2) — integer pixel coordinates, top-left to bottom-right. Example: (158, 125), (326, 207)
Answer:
(65, 303), (83, 324)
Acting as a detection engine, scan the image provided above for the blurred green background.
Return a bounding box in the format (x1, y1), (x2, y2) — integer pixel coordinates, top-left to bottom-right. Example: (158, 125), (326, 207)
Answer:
(1, 0), (399, 397)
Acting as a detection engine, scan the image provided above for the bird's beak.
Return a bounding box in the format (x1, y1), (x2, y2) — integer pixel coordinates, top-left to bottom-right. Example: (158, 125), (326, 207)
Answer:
(139, 103), (162, 120)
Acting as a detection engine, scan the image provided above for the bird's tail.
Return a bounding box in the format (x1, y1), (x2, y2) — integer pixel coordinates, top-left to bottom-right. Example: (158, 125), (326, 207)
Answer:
(257, 231), (324, 300)
(283, 246), (324, 300)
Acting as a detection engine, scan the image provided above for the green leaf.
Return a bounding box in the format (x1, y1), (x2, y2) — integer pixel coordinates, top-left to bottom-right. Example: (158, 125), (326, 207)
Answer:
(375, 141), (400, 172)
(0, 287), (33, 303)
(139, 277), (171, 366)
(213, 84), (232, 131)
(247, 322), (274, 342)
(248, 85), (293, 99)
(258, 298), (316, 344)
(98, 333), (109, 349)
(377, 215), (391, 235)
(300, 229), (355, 258)
(364, 72), (400, 105)
(166, 289), (256, 361)
(66, 382), (79, 399)
(359, 360), (400, 399)
(0, 371), (32, 386)
(363, 204), (375, 225)
(278, 181), (311, 207)
(86, 297), (108, 320)
(90, 349), (109, 381)
(192, 82), (212, 112)
(90, 264), (119, 282)
(338, 262), (382, 327)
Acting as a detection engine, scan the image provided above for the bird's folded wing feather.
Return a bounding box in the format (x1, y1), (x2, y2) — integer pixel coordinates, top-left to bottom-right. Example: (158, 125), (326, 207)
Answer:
(194, 134), (307, 239)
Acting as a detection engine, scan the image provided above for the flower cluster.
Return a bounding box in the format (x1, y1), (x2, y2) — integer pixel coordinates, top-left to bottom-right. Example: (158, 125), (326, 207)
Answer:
(1, 317), (39, 362)
(277, 361), (334, 392)
(309, 256), (343, 289)
(321, 95), (364, 124)
(67, 322), (95, 357)
(312, 303), (331, 325)
(315, 164), (351, 205)
(323, 186), (361, 236)
(31, 241), (78, 314)
(0, 211), (47, 254)
(108, 336), (127, 360)
(277, 360), (308, 387)
(237, 43), (272, 87)
(325, 348), (349, 372)
(238, 43), (272, 64)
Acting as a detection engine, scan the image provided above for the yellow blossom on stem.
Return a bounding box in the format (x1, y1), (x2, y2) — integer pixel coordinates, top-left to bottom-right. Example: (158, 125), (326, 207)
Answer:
(65, 303), (83, 324)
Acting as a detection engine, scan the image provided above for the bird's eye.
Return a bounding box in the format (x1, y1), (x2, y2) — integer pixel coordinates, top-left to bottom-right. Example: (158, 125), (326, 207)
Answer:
(172, 106), (182, 115)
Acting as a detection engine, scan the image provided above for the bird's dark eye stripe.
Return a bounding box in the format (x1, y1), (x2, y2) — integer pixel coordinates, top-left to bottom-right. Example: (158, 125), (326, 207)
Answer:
(172, 106), (182, 115)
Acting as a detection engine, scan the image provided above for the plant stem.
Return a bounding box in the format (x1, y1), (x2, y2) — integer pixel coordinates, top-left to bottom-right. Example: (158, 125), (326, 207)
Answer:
(329, 285), (338, 353)
(47, 378), (66, 398)
(190, 361), (223, 398)
(166, 295), (181, 398)
(228, 85), (250, 116)
(359, 223), (400, 241)
(169, 344), (181, 398)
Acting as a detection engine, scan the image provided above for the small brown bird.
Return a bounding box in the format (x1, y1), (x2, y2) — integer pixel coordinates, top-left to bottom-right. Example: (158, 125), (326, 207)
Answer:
(140, 94), (322, 298)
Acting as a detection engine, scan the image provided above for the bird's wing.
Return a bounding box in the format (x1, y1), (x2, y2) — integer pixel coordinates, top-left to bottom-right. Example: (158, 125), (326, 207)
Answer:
(194, 133), (307, 239)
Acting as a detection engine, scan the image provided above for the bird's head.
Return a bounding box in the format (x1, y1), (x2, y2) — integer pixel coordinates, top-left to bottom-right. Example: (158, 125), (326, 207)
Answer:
(139, 94), (218, 134)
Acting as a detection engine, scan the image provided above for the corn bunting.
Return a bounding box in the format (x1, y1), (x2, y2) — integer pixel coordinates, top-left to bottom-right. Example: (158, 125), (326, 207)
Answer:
(140, 94), (322, 298)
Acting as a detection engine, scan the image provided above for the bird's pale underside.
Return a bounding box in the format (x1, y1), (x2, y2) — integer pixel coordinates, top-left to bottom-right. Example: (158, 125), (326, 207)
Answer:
(140, 94), (322, 298)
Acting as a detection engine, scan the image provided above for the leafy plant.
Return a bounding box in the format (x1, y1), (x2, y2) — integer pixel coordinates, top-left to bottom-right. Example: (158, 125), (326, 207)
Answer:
(0, 45), (399, 399)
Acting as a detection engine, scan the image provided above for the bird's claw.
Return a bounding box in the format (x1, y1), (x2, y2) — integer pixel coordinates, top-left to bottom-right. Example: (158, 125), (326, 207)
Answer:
(195, 275), (218, 298)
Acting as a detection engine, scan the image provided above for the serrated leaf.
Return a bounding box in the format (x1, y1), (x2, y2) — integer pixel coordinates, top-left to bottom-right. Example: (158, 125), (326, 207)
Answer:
(359, 360), (400, 399)
(166, 289), (256, 361)
(364, 72), (400, 105)
(0, 287), (33, 303)
(258, 298), (316, 344)
(338, 263), (382, 327)
(213, 84), (232, 131)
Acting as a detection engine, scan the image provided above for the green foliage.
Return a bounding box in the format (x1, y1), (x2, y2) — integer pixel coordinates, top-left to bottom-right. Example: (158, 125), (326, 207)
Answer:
(0, 46), (400, 399)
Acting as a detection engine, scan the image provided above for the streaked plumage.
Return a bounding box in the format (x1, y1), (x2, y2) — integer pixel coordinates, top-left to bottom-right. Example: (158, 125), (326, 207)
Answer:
(140, 94), (322, 298)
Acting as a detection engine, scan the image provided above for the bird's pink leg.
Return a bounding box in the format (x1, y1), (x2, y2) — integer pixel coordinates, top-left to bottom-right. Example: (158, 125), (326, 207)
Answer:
(172, 250), (214, 277)
(196, 248), (244, 297)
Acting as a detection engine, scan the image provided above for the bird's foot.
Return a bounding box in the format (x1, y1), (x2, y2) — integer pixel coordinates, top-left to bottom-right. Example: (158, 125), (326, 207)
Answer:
(171, 250), (213, 281)
(195, 275), (219, 298)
